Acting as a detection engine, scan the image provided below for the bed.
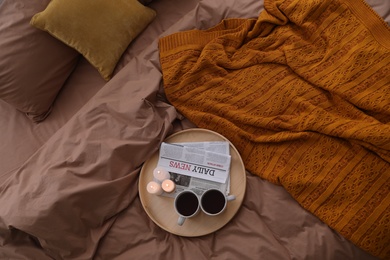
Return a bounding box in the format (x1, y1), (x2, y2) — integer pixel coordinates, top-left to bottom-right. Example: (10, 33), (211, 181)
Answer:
(0, 0), (389, 259)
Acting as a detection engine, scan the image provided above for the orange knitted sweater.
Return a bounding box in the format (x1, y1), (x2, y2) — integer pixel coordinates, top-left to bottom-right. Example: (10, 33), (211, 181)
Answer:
(159, 0), (390, 258)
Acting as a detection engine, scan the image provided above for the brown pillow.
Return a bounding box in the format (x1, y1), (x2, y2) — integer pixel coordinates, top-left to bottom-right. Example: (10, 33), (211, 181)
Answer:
(30, 0), (156, 81)
(0, 0), (80, 122)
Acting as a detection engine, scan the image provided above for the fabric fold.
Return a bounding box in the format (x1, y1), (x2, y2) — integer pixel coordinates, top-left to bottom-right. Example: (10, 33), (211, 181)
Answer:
(159, 0), (390, 258)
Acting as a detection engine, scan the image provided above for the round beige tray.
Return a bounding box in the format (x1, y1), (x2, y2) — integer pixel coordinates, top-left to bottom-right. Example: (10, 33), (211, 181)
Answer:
(139, 128), (246, 237)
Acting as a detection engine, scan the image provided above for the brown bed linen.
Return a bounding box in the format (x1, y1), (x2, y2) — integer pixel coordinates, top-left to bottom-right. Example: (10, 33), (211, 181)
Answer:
(0, 0), (199, 176)
(0, 0), (385, 259)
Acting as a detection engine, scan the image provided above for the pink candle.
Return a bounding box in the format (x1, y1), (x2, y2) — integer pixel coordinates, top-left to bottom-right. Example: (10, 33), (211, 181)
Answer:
(146, 181), (163, 195)
(153, 167), (170, 183)
(161, 179), (176, 193)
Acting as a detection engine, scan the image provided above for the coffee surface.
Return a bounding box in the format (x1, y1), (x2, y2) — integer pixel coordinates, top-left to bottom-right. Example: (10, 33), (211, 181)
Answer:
(176, 192), (199, 216)
(201, 190), (225, 214)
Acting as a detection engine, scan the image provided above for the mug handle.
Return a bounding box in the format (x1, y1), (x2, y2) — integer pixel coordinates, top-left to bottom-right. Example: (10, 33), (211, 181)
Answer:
(227, 194), (236, 201)
(177, 215), (186, 226)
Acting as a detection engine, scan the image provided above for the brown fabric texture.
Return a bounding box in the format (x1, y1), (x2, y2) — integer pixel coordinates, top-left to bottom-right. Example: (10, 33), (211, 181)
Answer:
(159, 0), (390, 258)
(0, 0), (387, 259)
(0, 0), (79, 122)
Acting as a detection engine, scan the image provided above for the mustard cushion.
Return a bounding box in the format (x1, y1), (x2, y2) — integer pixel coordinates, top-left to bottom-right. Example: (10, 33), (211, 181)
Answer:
(31, 0), (156, 81)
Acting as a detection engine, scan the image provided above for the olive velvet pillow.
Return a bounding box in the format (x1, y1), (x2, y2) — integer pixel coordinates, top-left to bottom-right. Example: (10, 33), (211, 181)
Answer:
(31, 0), (156, 81)
(0, 0), (80, 122)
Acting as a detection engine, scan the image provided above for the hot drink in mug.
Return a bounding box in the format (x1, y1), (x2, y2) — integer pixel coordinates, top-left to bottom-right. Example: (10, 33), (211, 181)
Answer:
(200, 189), (235, 216)
(174, 190), (200, 226)
(174, 189), (235, 226)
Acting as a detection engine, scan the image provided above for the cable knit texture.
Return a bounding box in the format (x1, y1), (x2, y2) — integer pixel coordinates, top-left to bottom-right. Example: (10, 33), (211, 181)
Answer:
(159, 0), (390, 258)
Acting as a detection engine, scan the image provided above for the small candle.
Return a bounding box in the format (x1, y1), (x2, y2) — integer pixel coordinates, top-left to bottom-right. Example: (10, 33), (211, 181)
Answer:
(146, 181), (163, 195)
(162, 179), (176, 193)
(153, 167), (170, 183)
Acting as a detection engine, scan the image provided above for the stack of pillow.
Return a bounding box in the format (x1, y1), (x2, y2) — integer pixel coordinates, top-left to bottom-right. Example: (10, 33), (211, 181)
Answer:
(0, 0), (156, 122)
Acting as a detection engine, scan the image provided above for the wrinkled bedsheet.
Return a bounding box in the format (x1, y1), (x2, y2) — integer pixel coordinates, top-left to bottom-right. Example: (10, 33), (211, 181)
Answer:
(0, 0), (388, 259)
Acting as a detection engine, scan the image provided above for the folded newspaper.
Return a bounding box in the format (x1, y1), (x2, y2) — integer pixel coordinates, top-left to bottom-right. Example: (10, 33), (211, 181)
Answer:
(156, 141), (231, 198)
